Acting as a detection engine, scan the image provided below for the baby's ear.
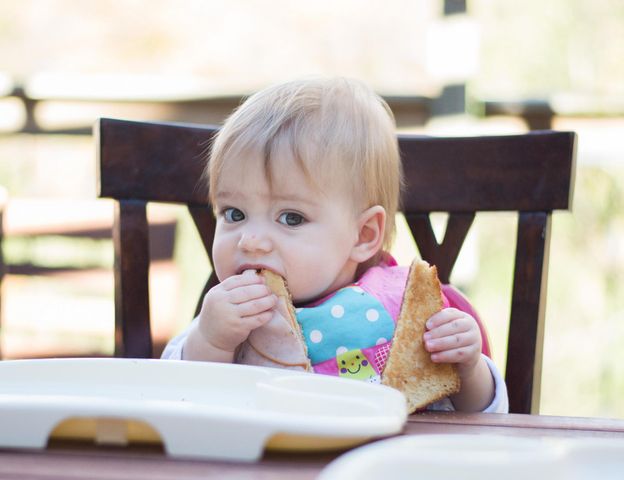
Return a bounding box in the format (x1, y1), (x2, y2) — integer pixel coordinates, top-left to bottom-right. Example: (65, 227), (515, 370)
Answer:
(351, 205), (386, 263)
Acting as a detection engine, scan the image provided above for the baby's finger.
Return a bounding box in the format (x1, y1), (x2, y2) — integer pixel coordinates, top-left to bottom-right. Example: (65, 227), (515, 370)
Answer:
(430, 344), (479, 364)
(220, 270), (264, 290)
(227, 283), (272, 304)
(236, 294), (278, 317)
(424, 330), (476, 353)
(425, 308), (464, 329)
(245, 310), (275, 329)
(425, 315), (473, 340)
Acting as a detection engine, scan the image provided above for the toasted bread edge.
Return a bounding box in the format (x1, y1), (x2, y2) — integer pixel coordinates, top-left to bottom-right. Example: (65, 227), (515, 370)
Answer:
(381, 260), (461, 412)
(259, 269), (312, 371)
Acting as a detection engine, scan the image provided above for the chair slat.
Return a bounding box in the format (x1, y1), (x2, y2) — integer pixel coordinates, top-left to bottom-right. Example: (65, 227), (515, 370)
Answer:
(113, 200), (151, 358)
(506, 212), (551, 414)
(405, 212), (475, 283)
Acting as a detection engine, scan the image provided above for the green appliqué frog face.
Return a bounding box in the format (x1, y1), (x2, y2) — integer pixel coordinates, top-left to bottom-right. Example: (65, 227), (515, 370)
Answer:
(337, 349), (377, 381)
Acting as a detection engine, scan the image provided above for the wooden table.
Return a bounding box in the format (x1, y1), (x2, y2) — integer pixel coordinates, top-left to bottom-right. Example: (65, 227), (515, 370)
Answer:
(1, 412), (623, 480)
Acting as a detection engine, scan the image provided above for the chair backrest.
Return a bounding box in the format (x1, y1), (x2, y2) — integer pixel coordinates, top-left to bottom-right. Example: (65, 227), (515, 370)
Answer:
(97, 117), (576, 414)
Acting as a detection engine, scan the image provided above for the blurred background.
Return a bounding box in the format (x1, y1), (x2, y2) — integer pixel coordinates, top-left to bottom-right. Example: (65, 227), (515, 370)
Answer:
(0, 0), (623, 418)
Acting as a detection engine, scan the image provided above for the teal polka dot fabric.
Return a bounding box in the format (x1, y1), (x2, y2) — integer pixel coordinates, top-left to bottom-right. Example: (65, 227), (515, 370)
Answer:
(296, 286), (395, 364)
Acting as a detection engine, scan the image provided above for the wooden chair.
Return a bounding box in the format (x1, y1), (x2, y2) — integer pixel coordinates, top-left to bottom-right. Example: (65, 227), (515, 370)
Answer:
(97, 117), (576, 414)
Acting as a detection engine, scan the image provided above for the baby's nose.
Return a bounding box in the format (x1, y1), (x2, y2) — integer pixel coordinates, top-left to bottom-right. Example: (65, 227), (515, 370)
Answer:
(238, 231), (273, 253)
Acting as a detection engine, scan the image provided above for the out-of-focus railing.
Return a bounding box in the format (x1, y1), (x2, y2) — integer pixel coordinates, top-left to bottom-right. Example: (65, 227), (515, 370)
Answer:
(0, 74), (569, 280)
(5, 73), (624, 270)
(0, 84), (435, 135)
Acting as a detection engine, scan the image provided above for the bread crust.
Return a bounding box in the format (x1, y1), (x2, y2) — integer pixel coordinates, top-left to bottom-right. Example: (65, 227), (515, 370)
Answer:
(235, 270), (312, 371)
(381, 259), (460, 412)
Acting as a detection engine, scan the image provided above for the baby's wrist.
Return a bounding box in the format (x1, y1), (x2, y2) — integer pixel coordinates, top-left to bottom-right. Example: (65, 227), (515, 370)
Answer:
(205, 341), (236, 363)
(200, 330), (238, 361)
(195, 319), (238, 354)
(456, 355), (483, 381)
(184, 322), (236, 362)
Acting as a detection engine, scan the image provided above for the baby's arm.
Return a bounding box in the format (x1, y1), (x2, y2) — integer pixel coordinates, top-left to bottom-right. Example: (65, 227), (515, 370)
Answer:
(182, 270), (277, 362)
(423, 308), (495, 412)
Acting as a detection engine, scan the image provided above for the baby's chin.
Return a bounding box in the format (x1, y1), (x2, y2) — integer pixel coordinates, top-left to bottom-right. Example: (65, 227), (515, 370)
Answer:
(291, 286), (334, 308)
(292, 275), (358, 306)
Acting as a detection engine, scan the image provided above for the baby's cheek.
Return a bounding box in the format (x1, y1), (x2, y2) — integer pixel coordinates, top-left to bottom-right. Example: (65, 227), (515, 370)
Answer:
(288, 265), (329, 301)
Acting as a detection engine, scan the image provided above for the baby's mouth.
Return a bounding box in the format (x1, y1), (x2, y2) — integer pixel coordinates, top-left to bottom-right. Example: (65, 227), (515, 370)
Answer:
(237, 265), (269, 275)
(236, 265), (285, 281)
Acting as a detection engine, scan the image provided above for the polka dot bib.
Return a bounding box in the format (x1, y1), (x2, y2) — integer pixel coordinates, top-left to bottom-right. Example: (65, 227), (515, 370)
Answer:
(296, 285), (396, 381)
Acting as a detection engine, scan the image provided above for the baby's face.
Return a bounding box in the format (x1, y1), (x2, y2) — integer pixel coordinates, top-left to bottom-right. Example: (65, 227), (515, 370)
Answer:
(212, 154), (361, 304)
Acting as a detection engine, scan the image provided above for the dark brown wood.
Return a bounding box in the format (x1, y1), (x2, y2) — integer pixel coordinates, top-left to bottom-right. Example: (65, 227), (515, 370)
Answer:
(113, 201), (151, 358)
(97, 118), (216, 205)
(97, 118), (577, 415)
(405, 212), (475, 283)
(506, 212), (551, 414)
(408, 411), (624, 435)
(98, 119), (576, 212)
(0, 412), (622, 479)
(399, 131), (576, 212)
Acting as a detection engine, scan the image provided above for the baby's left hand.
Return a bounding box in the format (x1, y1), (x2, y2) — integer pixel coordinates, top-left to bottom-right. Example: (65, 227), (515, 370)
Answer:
(423, 308), (482, 378)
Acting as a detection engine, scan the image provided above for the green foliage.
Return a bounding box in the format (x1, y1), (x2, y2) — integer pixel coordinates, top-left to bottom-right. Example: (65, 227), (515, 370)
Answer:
(472, 0), (624, 98)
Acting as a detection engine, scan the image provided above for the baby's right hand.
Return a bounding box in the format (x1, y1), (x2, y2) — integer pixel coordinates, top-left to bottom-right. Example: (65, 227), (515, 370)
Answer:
(196, 270), (277, 355)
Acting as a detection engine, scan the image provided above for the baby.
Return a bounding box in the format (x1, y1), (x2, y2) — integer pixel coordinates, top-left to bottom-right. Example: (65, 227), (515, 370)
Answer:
(162, 76), (508, 413)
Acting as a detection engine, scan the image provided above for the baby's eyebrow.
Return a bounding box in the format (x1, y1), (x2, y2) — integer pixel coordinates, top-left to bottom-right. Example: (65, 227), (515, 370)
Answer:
(214, 190), (247, 202)
(271, 192), (318, 205)
(214, 189), (319, 207)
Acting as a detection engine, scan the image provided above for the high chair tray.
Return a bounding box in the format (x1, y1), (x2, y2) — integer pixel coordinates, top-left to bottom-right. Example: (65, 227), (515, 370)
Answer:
(0, 358), (407, 461)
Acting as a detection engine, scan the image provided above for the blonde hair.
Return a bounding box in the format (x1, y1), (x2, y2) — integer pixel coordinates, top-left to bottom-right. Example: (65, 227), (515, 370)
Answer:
(207, 76), (403, 250)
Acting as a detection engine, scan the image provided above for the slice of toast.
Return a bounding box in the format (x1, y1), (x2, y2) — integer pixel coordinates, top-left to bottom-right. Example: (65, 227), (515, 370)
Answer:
(381, 259), (460, 412)
(260, 270), (302, 334)
(235, 270), (312, 371)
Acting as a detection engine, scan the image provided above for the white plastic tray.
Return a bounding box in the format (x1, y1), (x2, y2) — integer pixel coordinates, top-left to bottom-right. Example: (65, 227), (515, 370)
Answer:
(0, 358), (407, 461)
(319, 434), (624, 480)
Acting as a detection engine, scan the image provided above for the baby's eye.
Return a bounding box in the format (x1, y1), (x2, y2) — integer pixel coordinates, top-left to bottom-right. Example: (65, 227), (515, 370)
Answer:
(278, 212), (306, 227)
(223, 207), (245, 223)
